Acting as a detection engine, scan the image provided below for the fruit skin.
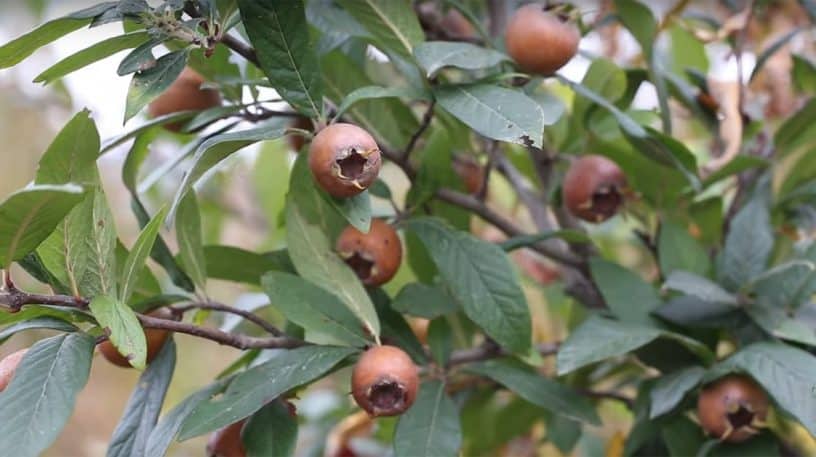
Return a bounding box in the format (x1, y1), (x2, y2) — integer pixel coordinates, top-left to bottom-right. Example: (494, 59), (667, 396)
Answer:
(336, 219), (402, 287)
(562, 155), (627, 223)
(505, 4), (580, 75)
(0, 349), (27, 392)
(287, 116), (314, 152)
(452, 154), (485, 195)
(440, 8), (476, 39)
(697, 375), (769, 443)
(147, 67), (222, 132)
(309, 123), (382, 198)
(206, 419), (246, 457)
(351, 345), (419, 417)
(98, 308), (172, 368)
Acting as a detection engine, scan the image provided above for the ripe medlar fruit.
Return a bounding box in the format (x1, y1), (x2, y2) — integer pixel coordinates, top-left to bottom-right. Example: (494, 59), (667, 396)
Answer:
(697, 375), (769, 443)
(309, 123), (382, 198)
(148, 67), (222, 132)
(336, 219), (402, 287)
(505, 4), (580, 75)
(351, 345), (419, 417)
(440, 8), (476, 39)
(98, 308), (172, 368)
(562, 155), (627, 223)
(287, 116), (314, 152)
(452, 154), (485, 195)
(206, 419), (246, 457)
(0, 348), (27, 392)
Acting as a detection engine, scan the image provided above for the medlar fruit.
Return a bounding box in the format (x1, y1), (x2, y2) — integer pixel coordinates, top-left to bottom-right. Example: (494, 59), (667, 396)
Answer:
(336, 219), (402, 287)
(505, 4), (580, 75)
(309, 123), (382, 198)
(206, 419), (246, 457)
(440, 8), (476, 39)
(0, 348), (27, 392)
(562, 155), (627, 223)
(148, 67), (222, 132)
(697, 375), (769, 443)
(351, 345), (419, 417)
(98, 308), (172, 368)
(452, 154), (485, 195)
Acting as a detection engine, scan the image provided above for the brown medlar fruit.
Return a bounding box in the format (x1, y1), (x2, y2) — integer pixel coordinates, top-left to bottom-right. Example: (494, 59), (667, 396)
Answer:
(287, 116), (314, 152)
(206, 419), (246, 457)
(351, 345), (419, 417)
(309, 123), (382, 198)
(99, 308), (172, 368)
(440, 8), (476, 39)
(452, 154), (485, 195)
(697, 375), (769, 443)
(0, 349), (27, 392)
(505, 4), (580, 75)
(336, 219), (402, 287)
(148, 67), (222, 132)
(562, 155), (627, 223)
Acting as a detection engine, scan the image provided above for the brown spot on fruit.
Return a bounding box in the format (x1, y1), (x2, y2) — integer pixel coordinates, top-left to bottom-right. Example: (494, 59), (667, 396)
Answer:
(98, 308), (172, 368)
(148, 67), (222, 132)
(697, 375), (769, 443)
(0, 349), (27, 392)
(309, 123), (382, 198)
(505, 4), (580, 75)
(351, 345), (419, 417)
(206, 419), (246, 457)
(563, 155), (627, 223)
(336, 219), (402, 287)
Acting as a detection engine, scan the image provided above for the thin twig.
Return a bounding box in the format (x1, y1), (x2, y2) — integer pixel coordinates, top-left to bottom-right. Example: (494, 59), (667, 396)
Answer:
(401, 100), (436, 162)
(138, 314), (304, 350)
(221, 34), (259, 66)
(447, 341), (559, 368)
(175, 301), (284, 336)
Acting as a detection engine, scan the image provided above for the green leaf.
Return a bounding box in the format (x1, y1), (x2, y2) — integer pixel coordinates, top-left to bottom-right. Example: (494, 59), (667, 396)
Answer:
(752, 253), (816, 309)
(663, 271), (738, 305)
(0, 184), (86, 268)
(204, 246), (295, 285)
(79, 188), (118, 297)
(0, 2), (119, 69)
(392, 282), (458, 319)
(120, 207), (167, 304)
(243, 399), (298, 457)
(717, 199), (773, 290)
(169, 121), (287, 220)
(745, 302), (816, 347)
(371, 289), (428, 364)
(649, 366), (705, 418)
(0, 317), (78, 344)
(124, 50), (188, 123)
(89, 295), (147, 369)
(775, 98), (816, 157)
(0, 333), (94, 457)
(34, 32), (150, 85)
(658, 222), (711, 276)
(702, 155), (769, 189)
(238, 0), (323, 118)
(614, 0), (657, 58)
(34, 109), (100, 185)
(428, 318), (453, 366)
(793, 54), (816, 93)
(333, 85), (428, 120)
(499, 230), (591, 252)
(324, 190), (372, 234)
(467, 359), (601, 425)
(414, 41), (509, 78)
(261, 272), (369, 347)
(179, 346), (356, 439)
(117, 38), (162, 76)
(336, 0), (424, 59)
(394, 380), (462, 457)
(405, 217), (532, 354)
(590, 258), (660, 325)
(175, 194), (206, 290)
(713, 341), (816, 437)
(434, 84), (546, 147)
(750, 28), (800, 82)
(102, 111), (200, 153)
(108, 340), (176, 457)
(145, 379), (228, 457)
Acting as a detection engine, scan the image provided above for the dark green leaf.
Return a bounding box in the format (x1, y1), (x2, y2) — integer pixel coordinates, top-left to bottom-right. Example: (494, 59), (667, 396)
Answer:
(78, 188), (118, 297)
(394, 380), (462, 457)
(717, 199), (773, 290)
(371, 289), (428, 364)
(34, 32), (150, 84)
(649, 366), (705, 418)
(124, 50), (188, 122)
(614, 0), (657, 58)
(775, 98), (816, 157)
(664, 271), (738, 305)
(175, 193), (206, 290)
(102, 111), (200, 153)
(121, 207), (167, 304)
(658, 223), (711, 277)
(243, 399), (298, 457)
(392, 282), (458, 319)
(702, 155), (769, 189)
(0, 317), (78, 344)
(34, 109), (100, 185)
(336, 0), (424, 59)
(117, 38), (161, 76)
(333, 85), (428, 120)
(792, 54), (816, 93)
(89, 295), (147, 369)
(590, 258), (660, 325)
(745, 301), (816, 347)
(427, 318), (453, 366)
(204, 246), (295, 285)
(414, 41), (509, 77)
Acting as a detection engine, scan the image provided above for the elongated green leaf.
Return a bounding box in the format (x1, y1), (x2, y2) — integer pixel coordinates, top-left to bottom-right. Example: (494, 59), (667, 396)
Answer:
(590, 258), (660, 325)
(414, 41), (509, 77)
(405, 218), (532, 354)
(775, 98), (816, 157)
(467, 359), (600, 425)
(35, 109), (100, 185)
(745, 302), (816, 347)
(434, 84), (546, 147)
(750, 28), (800, 82)
(370, 289), (428, 364)
(614, 0), (657, 58)
(717, 199), (773, 290)
(175, 194), (206, 290)
(0, 317), (78, 344)
(102, 111), (200, 153)
(108, 340), (176, 457)
(90, 295), (147, 369)
(333, 85), (428, 120)
(649, 366), (705, 418)
(394, 381), (461, 457)
(0, 2), (119, 69)
(658, 222), (711, 276)
(179, 346), (356, 439)
(125, 50), (188, 122)
(664, 271), (738, 305)
(238, 0), (323, 117)
(79, 188), (118, 297)
(262, 272), (369, 346)
(0, 333), (94, 457)
(204, 246), (295, 285)
(35, 32), (150, 85)
(243, 399), (298, 457)
(392, 282), (458, 319)
(0, 184), (86, 267)
(120, 207), (167, 303)
(336, 0), (424, 58)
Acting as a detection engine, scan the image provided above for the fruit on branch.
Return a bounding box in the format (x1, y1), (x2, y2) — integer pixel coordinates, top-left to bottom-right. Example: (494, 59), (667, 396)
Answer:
(697, 375), (769, 443)
(336, 219), (402, 286)
(98, 308), (172, 368)
(0, 348), (27, 392)
(287, 116), (314, 152)
(440, 8), (476, 39)
(452, 154), (485, 195)
(309, 123), (382, 198)
(148, 67), (222, 132)
(505, 4), (580, 75)
(563, 155), (627, 223)
(351, 345), (419, 417)
(206, 419), (246, 457)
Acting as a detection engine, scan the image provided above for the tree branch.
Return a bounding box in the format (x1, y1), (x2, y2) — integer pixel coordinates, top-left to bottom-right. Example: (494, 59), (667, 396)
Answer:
(401, 99), (436, 162)
(138, 314), (304, 350)
(176, 301), (284, 337)
(221, 34), (259, 66)
(447, 341), (559, 368)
